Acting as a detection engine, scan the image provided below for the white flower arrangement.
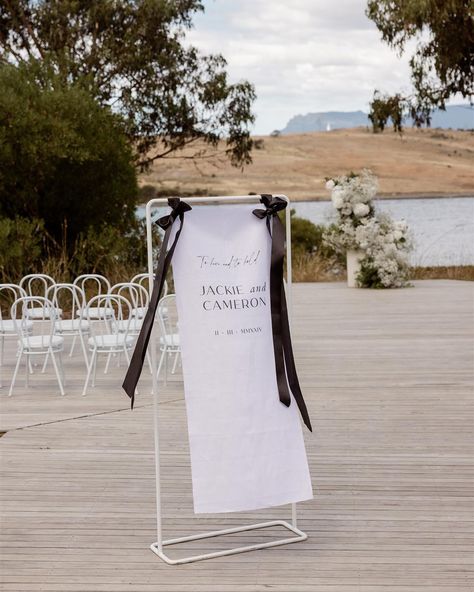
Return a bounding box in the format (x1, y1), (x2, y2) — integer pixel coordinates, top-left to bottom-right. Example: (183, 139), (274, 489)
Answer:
(323, 170), (413, 288)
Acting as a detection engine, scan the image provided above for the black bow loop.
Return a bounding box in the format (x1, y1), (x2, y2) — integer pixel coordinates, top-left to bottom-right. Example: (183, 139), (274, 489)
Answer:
(253, 194), (288, 220)
(156, 198), (192, 230)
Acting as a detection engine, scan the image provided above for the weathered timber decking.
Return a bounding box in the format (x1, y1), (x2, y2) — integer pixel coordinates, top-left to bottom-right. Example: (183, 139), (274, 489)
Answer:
(0, 279), (473, 591)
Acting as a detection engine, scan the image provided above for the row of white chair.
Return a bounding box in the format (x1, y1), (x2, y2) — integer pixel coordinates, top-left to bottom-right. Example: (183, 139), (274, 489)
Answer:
(0, 286), (179, 397)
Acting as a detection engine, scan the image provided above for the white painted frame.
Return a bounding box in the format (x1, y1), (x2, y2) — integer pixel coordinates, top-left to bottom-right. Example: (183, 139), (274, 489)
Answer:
(145, 195), (307, 565)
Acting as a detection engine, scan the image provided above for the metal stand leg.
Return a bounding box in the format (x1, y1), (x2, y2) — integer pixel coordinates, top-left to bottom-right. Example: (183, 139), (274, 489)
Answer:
(150, 518), (307, 565)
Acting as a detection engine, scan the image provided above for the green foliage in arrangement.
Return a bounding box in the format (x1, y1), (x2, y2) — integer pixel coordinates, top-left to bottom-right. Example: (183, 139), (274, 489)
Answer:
(0, 0), (255, 169)
(0, 63), (138, 246)
(282, 210), (340, 261)
(356, 257), (386, 289)
(366, 0), (473, 131)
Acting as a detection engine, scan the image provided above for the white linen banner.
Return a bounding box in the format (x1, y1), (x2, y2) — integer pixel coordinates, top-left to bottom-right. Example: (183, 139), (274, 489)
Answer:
(171, 204), (313, 514)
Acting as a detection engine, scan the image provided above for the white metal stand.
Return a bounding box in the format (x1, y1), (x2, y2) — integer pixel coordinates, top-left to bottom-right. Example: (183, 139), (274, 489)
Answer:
(145, 194), (307, 565)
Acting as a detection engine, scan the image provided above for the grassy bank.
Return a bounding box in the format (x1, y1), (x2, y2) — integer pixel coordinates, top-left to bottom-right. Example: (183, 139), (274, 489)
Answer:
(140, 127), (474, 200)
(291, 252), (474, 283)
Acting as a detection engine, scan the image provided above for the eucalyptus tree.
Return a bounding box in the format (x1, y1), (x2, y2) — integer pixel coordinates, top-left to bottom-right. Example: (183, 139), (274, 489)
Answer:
(0, 0), (256, 167)
(366, 0), (473, 131)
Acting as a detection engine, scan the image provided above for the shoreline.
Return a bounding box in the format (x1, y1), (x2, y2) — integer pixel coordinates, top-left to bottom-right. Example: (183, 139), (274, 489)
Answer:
(292, 192), (474, 202)
(137, 192), (473, 206)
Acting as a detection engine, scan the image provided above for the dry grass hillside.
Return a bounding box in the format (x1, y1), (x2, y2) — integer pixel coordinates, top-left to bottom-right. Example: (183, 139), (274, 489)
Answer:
(140, 127), (474, 201)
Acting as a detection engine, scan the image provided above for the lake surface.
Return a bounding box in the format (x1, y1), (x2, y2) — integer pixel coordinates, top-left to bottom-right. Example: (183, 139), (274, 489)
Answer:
(137, 197), (474, 267)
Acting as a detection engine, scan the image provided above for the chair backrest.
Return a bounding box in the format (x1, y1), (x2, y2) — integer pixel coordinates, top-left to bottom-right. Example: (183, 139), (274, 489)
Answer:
(131, 273), (168, 298)
(10, 297), (58, 345)
(19, 274), (55, 298)
(0, 284), (27, 322)
(73, 274), (111, 302)
(110, 282), (149, 312)
(83, 294), (132, 341)
(157, 294), (178, 341)
(46, 283), (85, 319)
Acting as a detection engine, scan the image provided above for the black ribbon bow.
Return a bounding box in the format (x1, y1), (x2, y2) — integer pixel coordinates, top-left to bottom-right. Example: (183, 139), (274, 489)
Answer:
(253, 195), (313, 431)
(122, 197), (191, 407)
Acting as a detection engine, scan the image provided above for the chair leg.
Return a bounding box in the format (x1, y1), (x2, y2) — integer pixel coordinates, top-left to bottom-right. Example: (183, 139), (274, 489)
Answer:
(123, 346), (131, 366)
(24, 352), (30, 387)
(82, 348), (96, 396)
(8, 350), (23, 397)
(104, 352), (112, 374)
(0, 335), (4, 388)
(69, 335), (77, 357)
(156, 347), (166, 382)
(41, 351), (49, 373)
(92, 350), (98, 387)
(50, 349), (65, 396)
(146, 350), (153, 375)
(171, 351), (180, 375)
(164, 347), (168, 386)
(58, 351), (66, 386)
(79, 332), (89, 368)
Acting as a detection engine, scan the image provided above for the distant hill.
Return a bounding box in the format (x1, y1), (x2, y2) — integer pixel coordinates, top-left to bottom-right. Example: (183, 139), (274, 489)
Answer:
(141, 128), (474, 201)
(281, 105), (474, 134)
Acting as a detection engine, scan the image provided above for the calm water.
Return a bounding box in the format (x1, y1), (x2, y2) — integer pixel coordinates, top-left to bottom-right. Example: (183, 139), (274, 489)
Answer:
(137, 197), (474, 267)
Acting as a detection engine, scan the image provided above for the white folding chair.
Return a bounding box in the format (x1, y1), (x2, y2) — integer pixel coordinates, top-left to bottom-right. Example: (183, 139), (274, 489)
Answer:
(9, 296), (65, 397)
(81, 294), (134, 396)
(19, 274), (61, 319)
(0, 284), (31, 388)
(156, 294), (180, 384)
(46, 283), (89, 365)
(73, 274), (112, 320)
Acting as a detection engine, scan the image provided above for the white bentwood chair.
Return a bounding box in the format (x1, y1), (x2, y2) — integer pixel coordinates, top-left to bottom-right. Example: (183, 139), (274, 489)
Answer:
(130, 273), (168, 319)
(73, 274), (112, 321)
(46, 283), (89, 365)
(81, 294), (134, 396)
(108, 282), (151, 373)
(156, 294), (180, 384)
(19, 274), (61, 319)
(0, 284), (31, 388)
(111, 282), (149, 326)
(9, 296), (65, 396)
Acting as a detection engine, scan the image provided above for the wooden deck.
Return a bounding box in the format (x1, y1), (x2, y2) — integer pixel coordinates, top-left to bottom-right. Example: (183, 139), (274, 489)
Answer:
(1, 279), (473, 591)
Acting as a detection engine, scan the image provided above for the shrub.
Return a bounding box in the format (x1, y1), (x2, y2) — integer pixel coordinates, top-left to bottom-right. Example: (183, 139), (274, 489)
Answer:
(0, 217), (44, 283)
(0, 63), (138, 248)
(282, 209), (340, 260)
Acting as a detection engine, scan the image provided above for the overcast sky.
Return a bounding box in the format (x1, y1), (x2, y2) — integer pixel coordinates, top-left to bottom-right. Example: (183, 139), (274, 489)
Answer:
(187, 0), (417, 134)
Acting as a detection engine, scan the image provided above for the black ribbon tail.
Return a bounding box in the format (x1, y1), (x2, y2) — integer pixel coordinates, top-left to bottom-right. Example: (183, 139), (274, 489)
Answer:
(122, 199), (190, 407)
(280, 281), (313, 432)
(253, 194), (313, 431)
(269, 212), (292, 408)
